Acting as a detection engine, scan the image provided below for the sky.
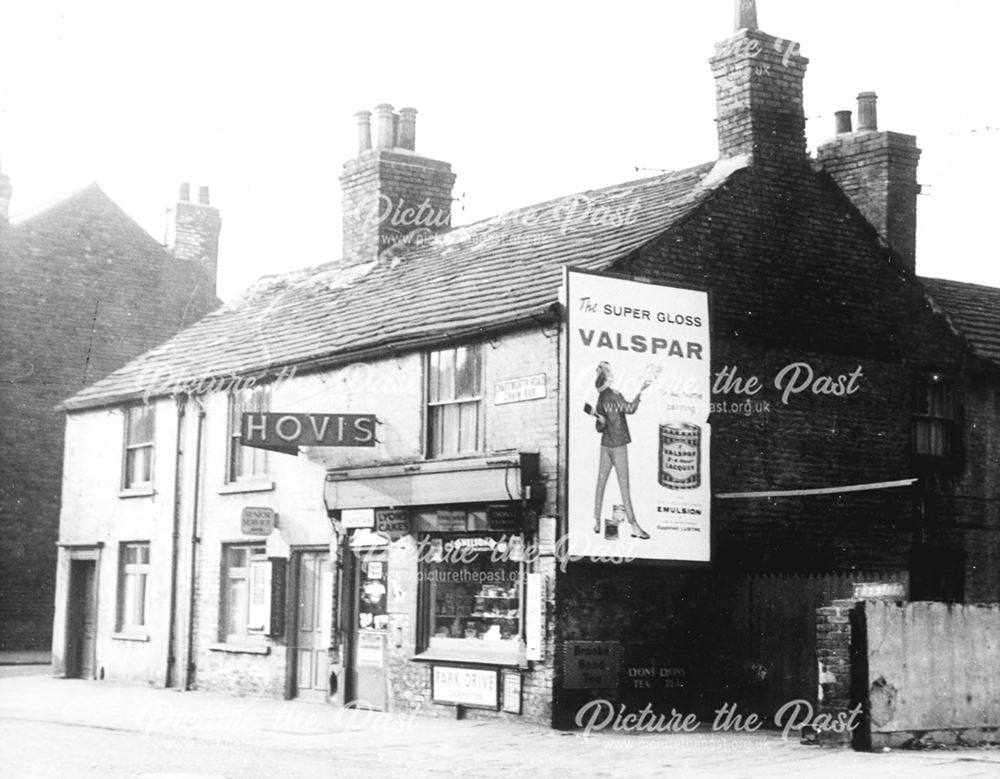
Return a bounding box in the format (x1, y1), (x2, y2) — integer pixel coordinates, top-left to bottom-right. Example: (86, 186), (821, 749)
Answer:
(1, 0), (998, 301)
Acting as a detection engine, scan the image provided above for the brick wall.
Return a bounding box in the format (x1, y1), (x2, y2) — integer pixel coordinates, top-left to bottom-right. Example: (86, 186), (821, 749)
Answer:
(1, 185), (218, 651)
(552, 157), (967, 725)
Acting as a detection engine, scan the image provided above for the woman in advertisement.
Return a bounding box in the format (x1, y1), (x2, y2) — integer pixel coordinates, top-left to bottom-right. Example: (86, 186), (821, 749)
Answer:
(588, 361), (651, 539)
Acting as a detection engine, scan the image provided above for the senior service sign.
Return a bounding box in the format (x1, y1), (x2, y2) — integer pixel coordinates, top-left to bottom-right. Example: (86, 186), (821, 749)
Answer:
(565, 268), (711, 562)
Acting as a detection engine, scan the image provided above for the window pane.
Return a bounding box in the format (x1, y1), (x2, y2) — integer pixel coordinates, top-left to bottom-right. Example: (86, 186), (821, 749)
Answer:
(443, 403), (461, 455)
(455, 346), (472, 399)
(135, 573), (147, 626)
(459, 401), (479, 452)
(440, 349), (456, 403)
(139, 545), (150, 565)
(125, 446), (152, 487)
(228, 578), (248, 637)
(125, 545), (138, 565)
(228, 547), (248, 568)
(428, 351), (440, 404)
(429, 544), (520, 641)
(139, 446), (152, 483)
(127, 406), (154, 445)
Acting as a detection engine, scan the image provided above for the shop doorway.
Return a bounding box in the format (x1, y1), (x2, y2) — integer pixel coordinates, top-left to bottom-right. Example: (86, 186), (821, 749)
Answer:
(294, 550), (332, 701)
(65, 559), (97, 679)
(346, 546), (389, 710)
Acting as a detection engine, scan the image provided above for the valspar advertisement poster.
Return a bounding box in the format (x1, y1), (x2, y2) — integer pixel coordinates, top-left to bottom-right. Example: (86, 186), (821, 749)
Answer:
(566, 267), (711, 562)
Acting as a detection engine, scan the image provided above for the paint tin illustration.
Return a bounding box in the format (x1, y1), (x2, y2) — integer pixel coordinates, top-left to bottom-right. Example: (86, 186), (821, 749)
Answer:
(605, 505), (625, 540)
(659, 423), (701, 489)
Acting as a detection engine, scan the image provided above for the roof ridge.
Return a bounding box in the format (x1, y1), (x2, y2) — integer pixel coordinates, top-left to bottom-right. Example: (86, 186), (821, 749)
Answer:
(8, 182), (101, 225)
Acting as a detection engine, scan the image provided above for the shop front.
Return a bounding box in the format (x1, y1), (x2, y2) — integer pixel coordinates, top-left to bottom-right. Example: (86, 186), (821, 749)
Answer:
(324, 453), (552, 719)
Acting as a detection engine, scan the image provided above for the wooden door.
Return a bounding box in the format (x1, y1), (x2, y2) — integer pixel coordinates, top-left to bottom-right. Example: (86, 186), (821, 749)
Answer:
(67, 560), (97, 679)
(295, 551), (331, 700)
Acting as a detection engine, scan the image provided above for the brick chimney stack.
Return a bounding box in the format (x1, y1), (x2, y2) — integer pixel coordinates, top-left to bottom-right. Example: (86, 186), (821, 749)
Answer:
(710, 0), (810, 170)
(0, 157), (12, 229)
(340, 104), (456, 267)
(166, 182), (222, 297)
(817, 93), (922, 273)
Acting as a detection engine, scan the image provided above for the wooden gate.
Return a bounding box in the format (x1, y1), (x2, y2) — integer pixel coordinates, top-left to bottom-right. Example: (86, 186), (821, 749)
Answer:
(700, 571), (907, 720)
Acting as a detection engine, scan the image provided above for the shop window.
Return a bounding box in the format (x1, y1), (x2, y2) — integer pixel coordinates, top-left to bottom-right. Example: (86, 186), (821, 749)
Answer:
(123, 405), (155, 489)
(427, 345), (483, 458)
(117, 542), (150, 632)
(220, 545), (285, 642)
(913, 373), (956, 459)
(419, 535), (523, 659)
(226, 385), (270, 482)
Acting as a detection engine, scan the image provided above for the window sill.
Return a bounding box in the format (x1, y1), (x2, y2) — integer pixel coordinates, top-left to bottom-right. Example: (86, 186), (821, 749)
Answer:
(414, 637), (525, 668)
(218, 479), (275, 495)
(111, 632), (150, 642)
(119, 486), (155, 499)
(208, 642), (271, 655)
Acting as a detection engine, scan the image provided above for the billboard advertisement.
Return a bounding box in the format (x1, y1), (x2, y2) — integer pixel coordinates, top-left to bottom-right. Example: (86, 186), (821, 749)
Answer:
(565, 267), (711, 562)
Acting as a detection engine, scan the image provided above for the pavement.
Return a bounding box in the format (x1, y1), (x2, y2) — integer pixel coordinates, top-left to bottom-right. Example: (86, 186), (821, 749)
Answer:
(0, 650), (50, 665)
(2, 668), (1000, 777)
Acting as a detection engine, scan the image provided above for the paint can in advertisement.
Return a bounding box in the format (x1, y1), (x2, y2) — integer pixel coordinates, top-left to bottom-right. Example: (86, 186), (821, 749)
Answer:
(659, 423), (701, 489)
(605, 505), (624, 540)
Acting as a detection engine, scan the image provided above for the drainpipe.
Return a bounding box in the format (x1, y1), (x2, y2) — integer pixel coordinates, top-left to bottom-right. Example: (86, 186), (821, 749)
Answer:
(167, 395), (187, 688)
(185, 397), (206, 690)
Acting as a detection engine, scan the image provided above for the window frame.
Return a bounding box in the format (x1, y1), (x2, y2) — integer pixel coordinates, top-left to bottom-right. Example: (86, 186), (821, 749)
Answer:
(225, 384), (271, 484)
(425, 344), (484, 459)
(122, 404), (155, 490)
(116, 541), (150, 634)
(416, 533), (525, 658)
(220, 543), (271, 643)
(912, 372), (957, 461)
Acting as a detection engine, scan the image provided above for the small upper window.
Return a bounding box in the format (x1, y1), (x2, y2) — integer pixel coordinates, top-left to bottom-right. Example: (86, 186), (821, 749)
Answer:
(913, 373), (956, 459)
(427, 345), (483, 458)
(123, 405), (155, 489)
(227, 385), (270, 482)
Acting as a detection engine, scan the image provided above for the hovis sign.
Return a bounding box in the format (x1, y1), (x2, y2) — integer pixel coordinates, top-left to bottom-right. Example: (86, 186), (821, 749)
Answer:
(241, 412), (376, 453)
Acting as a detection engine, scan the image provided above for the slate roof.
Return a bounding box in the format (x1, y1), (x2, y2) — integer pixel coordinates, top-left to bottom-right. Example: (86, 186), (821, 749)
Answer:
(921, 276), (1000, 365)
(61, 159), (727, 410)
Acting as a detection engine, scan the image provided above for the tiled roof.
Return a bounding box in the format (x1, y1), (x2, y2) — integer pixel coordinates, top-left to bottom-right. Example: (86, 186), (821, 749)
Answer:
(61, 160), (725, 410)
(921, 276), (1000, 364)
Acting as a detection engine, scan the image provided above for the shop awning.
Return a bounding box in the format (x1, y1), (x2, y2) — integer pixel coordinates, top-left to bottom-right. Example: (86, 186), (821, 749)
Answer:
(324, 452), (539, 510)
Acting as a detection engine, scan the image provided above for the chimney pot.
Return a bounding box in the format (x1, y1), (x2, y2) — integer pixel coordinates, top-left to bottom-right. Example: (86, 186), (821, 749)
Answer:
(179, 182), (190, 202)
(734, 0), (758, 31)
(375, 103), (395, 149)
(398, 107), (417, 151)
(355, 110), (372, 154)
(857, 92), (878, 131)
(834, 110), (853, 134)
(198, 186), (210, 205)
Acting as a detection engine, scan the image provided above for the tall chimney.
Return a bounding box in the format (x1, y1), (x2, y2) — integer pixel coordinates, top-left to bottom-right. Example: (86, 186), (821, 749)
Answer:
(397, 107), (417, 151)
(710, 0), (810, 170)
(355, 110), (372, 154)
(857, 91), (878, 131)
(0, 156), (12, 228)
(340, 104), (456, 267)
(375, 104), (396, 149)
(834, 110), (853, 134)
(817, 92), (921, 273)
(166, 182), (222, 297)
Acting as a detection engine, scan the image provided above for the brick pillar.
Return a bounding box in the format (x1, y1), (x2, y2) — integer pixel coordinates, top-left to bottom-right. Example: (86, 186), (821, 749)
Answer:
(816, 598), (864, 747)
